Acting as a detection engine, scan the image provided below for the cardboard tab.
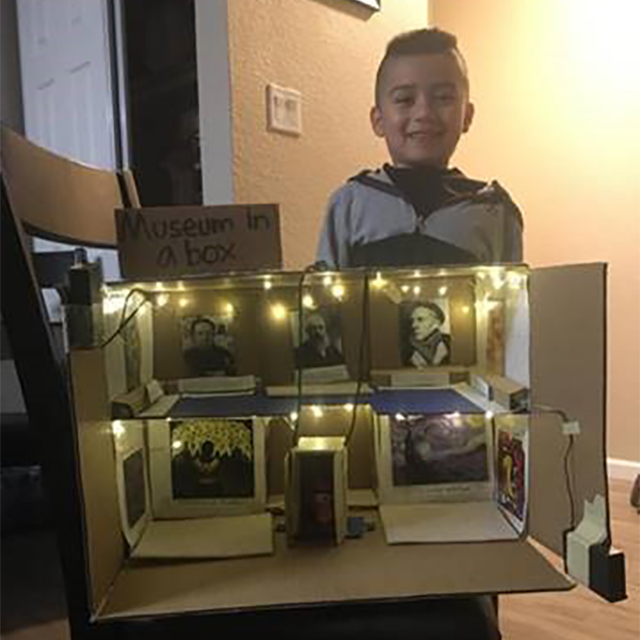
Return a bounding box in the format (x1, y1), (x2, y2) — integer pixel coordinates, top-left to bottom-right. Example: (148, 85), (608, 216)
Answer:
(116, 204), (282, 278)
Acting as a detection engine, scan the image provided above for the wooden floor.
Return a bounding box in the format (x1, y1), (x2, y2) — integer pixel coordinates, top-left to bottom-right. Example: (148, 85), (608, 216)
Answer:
(500, 478), (639, 640)
(1, 478), (638, 640)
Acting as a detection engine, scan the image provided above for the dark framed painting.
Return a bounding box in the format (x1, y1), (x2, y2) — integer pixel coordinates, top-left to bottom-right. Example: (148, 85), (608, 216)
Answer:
(375, 412), (494, 503)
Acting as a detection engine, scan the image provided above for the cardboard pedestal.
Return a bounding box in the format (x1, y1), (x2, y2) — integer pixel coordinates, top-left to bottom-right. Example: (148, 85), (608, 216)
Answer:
(285, 436), (348, 545)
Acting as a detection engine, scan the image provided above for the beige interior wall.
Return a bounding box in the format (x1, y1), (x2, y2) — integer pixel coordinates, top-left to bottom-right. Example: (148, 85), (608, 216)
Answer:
(431, 0), (640, 462)
(227, 0), (428, 269)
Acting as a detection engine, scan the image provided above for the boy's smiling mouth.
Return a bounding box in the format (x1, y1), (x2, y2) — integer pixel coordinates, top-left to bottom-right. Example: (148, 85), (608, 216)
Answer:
(407, 130), (443, 141)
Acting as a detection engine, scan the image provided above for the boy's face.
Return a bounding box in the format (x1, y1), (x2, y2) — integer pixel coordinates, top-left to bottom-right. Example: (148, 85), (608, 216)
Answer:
(371, 52), (474, 168)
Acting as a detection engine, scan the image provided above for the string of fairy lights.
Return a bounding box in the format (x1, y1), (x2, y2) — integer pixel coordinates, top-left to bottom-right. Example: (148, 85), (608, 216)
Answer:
(101, 266), (526, 325)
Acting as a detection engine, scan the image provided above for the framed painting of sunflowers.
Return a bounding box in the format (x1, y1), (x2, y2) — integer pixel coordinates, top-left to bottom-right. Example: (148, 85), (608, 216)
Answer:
(149, 417), (266, 518)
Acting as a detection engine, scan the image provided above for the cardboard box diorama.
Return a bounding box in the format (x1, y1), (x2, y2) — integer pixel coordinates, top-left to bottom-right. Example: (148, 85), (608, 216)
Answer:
(68, 263), (623, 620)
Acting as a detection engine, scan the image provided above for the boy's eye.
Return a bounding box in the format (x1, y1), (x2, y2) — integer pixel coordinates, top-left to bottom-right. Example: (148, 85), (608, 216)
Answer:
(432, 91), (457, 104)
(394, 95), (414, 106)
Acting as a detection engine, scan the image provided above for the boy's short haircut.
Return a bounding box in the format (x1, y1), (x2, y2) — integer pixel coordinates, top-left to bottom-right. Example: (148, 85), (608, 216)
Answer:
(375, 28), (469, 104)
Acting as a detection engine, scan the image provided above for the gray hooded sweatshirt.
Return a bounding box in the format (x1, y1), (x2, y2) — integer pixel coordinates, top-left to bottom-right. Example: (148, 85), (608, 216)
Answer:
(316, 166), (523, 269)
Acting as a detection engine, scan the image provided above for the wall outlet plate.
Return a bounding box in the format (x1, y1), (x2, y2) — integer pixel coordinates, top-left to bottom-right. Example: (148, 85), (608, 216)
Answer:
(267, 83), (302, 136)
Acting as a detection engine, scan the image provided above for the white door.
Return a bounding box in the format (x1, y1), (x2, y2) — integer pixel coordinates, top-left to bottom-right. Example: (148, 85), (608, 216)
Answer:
(16, 0), (121, 312)
(16, 0), (116, 168)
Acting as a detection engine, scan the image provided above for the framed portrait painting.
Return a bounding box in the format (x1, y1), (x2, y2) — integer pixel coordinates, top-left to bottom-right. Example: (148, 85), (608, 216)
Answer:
(399, 298), (451, 368)
(290, 304), (350, 383)
(181, 314), (237, 378)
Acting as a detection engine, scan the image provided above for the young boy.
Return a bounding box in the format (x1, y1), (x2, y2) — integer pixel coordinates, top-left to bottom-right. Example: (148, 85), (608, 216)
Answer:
(317, 28), (523, 269)
(315, 28), (507, 639)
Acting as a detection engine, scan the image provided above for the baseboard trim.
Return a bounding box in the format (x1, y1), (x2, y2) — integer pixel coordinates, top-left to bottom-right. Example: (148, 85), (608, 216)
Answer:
(607, 458), (640, 481)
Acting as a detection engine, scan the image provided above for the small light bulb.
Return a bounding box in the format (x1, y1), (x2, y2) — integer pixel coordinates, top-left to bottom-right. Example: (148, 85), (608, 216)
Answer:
(224, 302), (234, 316)
(461, 305), (470, 314)
(289, 411), (299, 422)
(331, 284), (345, 300)
(178, 297), (189, 308)
(112, 421), (125, 438)
(395, 413), (406, 421)
(413, 286), (421, 296)
(372, 272), (385, 289)
(154, 282), (163, 290)
(413, 270), (421, 277)
(156, 294), (169, 307)
(490, 269), (505, 290)
(302, 294), (315, 309)
(311, 405), (324, 418)
(271, 303), (287, 320)
(401, 285), (410, 293)
(438, 286), (448, 296)
(104, 296), (124, 314)
(322, 275), (333, 287)
(344, 403), (354, 412)
(485, 410), (495, 420)
(476, 296), (493, 315)
(264, 279), (273, 290)
(172, 440), (183, 451)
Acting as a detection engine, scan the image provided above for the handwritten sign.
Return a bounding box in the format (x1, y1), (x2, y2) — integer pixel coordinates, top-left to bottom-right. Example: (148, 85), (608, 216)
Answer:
(115, 204), (282, 279)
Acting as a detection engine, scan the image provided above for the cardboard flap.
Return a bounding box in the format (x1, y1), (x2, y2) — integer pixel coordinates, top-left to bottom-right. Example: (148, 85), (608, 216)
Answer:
(0, 125), (121, 246)
(380, 502), (519, 544)
(132, 515), (274, 559)
(529, 263), (610, 555)
(98, 534), (573, 620)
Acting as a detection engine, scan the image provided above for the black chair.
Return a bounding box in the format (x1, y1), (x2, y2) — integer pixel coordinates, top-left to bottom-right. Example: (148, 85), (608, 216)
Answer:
(1, 125), (130, 637)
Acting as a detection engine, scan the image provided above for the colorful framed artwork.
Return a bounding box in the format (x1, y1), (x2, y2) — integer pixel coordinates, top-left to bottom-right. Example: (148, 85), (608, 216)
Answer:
(149, 417), (266, 518)
(495, 414), (529, 533)
(375, 412), (494, 503)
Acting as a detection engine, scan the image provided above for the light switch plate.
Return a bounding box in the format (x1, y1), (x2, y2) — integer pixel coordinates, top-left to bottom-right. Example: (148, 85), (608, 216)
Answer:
(267, 83), (302, 136)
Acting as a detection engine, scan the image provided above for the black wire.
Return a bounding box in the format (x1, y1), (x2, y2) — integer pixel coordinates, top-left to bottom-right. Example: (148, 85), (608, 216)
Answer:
(345, 271), (370, 447)
(561, 433), (577, 573)
(101, 287), (150, 349)
(292, 270), (308, 446)
(531, 405), (577, 532)
(563, 434), (576, 529)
